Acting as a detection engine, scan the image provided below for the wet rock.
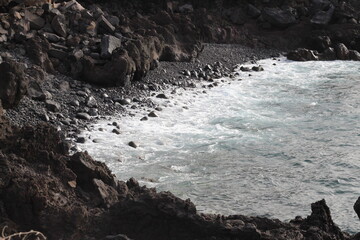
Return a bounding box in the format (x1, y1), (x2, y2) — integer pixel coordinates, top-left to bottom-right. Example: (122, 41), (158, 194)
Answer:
(335, 43), (349, 60)
(45, 100), (61, 112)
(349, 50), (360, 61)
(24, 10), (45, 30)
(76, 112), (91, 120)
(262, 7), (297, 28)
(101, 35), (122, 59)
(51, 14), (67, 38)
(0, 60), (28, 109)
(148, 111), (158, 117)
(252, 66), (264, 71)
(128, 141), (137, 148)
(354, 197), (360, 219)
(156, 93), (168, 99)
(76, 137), (86, 143)
(112, 129), (120, 135)
(287, 48), (319, 61)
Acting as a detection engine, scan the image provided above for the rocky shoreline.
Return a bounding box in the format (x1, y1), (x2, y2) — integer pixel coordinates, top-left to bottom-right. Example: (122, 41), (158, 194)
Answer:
(1, 0), (360, 239)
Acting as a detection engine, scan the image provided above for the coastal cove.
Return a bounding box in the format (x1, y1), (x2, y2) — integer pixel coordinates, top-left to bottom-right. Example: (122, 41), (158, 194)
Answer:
(81, 58), (360, 233)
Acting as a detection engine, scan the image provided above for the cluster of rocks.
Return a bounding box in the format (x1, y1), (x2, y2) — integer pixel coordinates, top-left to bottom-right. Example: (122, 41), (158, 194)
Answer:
(287, 36), (360, 61)
(0, 120), (359, 240)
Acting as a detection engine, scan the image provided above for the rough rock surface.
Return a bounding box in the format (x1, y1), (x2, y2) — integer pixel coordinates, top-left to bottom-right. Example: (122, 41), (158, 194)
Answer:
(0, 123), (354, 240)
(0, 60), (28, 109)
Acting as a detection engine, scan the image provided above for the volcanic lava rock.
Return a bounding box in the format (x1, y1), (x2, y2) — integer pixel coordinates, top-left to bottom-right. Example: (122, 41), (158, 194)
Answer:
(335, 43), (349, 60)
(0, 60), (28, 109)
(287, 48), (319, 61)
(262, 7), (297, 28)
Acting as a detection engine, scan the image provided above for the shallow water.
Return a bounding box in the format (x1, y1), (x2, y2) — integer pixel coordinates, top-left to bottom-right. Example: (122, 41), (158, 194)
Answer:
(81, 58), (360, 233)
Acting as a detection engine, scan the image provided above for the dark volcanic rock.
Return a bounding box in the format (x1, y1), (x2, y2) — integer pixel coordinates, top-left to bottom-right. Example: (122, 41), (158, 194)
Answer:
(335, 43), (349, 60)
(354, 197), (360, 220)
(25, 36), (54, 73)
(349, 50), (360, 61)
(287, 48), (319, 61)
(0, 122), (354, 240)
(311, 4), (335, 26)
(0, 60), (28, 109)
(101, 35), (122, 59)
(262, 7), (297, 28)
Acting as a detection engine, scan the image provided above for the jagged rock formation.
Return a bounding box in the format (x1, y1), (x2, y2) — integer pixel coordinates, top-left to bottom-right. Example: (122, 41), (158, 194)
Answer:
(0, 121), (355, 240)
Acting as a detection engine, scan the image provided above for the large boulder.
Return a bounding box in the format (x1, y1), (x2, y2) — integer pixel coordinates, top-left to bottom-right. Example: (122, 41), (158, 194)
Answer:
(81, 49), (135, 87)
(0, 60), (28, 109)
(335, 43), (349, 60)
(262, 7), (297, 28)
(25, 36), (54, 73)
(287, 48), (319, 61)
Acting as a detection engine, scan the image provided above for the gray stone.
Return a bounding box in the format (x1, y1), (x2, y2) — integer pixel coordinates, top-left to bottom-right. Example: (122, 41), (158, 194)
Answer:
(101, 35), (121, 58)
(25, 10), (45, 30)
(51, 14), (67, 38)
(117, 98), (131, 105)
(70, 100), (80, 107)
(45, 100), (61, 112)
(86, 96), (97, 107)
(88, 108), (98, 116)
(28, 81), (46, 101)
(77, 137), (86, 143)
(76, 112), (91, 120)
(98, 15), (115, 33)
(140, 116), (148, 121)
(58, 81), (70, 91)
(43, 32), (62, 42)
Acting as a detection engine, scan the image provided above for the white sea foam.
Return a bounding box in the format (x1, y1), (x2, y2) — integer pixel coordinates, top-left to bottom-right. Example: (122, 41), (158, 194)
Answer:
(81, 57), (360, 233)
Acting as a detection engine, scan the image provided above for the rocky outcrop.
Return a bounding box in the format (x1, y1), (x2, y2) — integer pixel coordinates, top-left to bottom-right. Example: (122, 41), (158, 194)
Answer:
(0, 60), (28, 109)
(0, 122), (356, 240)
(287, 48), (319, 61)
(287, 42), (360, 61)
